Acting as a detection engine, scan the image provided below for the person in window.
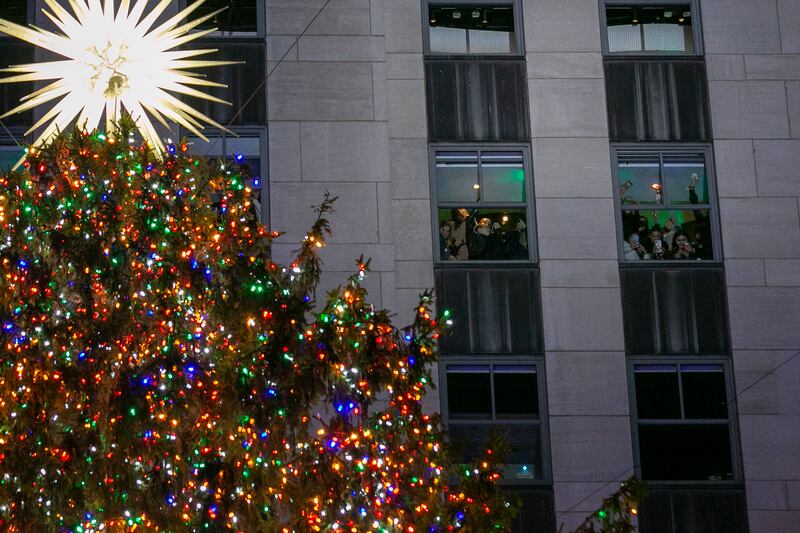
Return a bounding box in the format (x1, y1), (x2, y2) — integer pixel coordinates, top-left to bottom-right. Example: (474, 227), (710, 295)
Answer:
(448, 208), (473, 260)
(643, 225), (669, 259)
(624, 233), (646, 260)
(468, 217), (492, 259)
(502, 218), (528, 260)
(686, 173), (713, 260)
(662, 216), (678, 250)
(439, 220), (453, 260)
(671, 229), (696, 260)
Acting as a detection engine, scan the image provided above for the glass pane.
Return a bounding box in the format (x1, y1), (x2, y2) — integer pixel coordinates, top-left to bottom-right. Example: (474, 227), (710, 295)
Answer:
(620, 209), (714, 261)
(481, 152), (526, 202)
(429, 6), (516, 54)
(447, 368), (492, 419)
(494, 367), (538, 418)
(618, 153), (662, 205)
(436, 152), (479, 203)
(663, 153), (709, 205)
(187, 0), (258, 34)
(634, 366), (681, 419)
(437, 208), (529, 260)
(639, 424), (734, 481)
(681, 365), (728, 419)
(606, 6), (694, 54)
(0, 147), (25, 173)
(448, 424), (542, 480)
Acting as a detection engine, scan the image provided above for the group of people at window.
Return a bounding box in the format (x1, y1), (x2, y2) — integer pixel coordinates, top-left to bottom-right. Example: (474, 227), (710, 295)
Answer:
(439, 208), (528, 260)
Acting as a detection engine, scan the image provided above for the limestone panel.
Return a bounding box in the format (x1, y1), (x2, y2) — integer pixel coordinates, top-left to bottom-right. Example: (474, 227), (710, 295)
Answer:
(714, 140), (758, 198)
(754, 140), (800, 197)
(266, 0), (371, 36)
(739, 414), (800, 479)
(372, 63), (388, 121)
(270, 243), (396, 273)
(545, 352), (629, 416)
(391, 199), (433, 261)
(747, 480), (790, 510)
(765, 259), (800, 286)
(788, 82), (800, 139)
(745, 55), (800, 80)
(523, 0), (601, 53)
(778, 0), (800, 53)
(728, 288), (800, 349)
(549, 416), (633, 481)
(386, 53), (424, 80)
(268, 62), (374, 121)
(702, 0), (781, 54)
(706, 54), (746, 81)
(270, 182), (379, 243)
(541, 288), (625, 351)
(540, 260), (620, 288)
(734, 350), (800, 416)
(298, 36), (385, 62)
(532, 138), (613, 198)
(526, 52), (604, 79)
(300, 122), (389, 182)
(719, 198), (800, 258)
(370, 0), (385, 36)
(383, 0), (423, 54)
(536, 198), (617, 260)
(709, 81), (790, 139)
(725, 259), (766, 287)
(747, 511), (800, 533)
(268, 122), (302, 182)
(394, 260), (434, 289)
(377, 182), (393, 243)
(530, 79), (608, 138)
(389, 138), (430, 200)
(386, 79), (427, 139)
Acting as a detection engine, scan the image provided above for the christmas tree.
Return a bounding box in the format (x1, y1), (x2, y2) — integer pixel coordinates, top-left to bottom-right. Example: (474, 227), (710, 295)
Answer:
(0, 120), (514, 532)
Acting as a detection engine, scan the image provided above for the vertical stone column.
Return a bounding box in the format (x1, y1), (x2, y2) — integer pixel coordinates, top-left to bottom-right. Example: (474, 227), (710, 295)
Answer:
(523, 1), (632, 530)
(704, 1), (800, 530)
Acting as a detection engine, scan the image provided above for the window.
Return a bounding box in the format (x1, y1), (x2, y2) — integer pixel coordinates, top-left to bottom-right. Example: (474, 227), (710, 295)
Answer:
(186, 0), (260, 35)
(0, 1), (33, 133)
(426, 3), (518, 55)
(433, 148), (533, 262)
(187, 134), (266, 223)
(602, 2), (700, 55)
(631, 362), (738, 482)
(614, 147), (718, 262)
(443, 361), (548, 483)
(2, 0), (27, 26)
(0, 145), (25, 173)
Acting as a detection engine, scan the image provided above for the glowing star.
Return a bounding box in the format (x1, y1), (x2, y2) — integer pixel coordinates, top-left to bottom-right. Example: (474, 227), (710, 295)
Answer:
(0, 0), (237, 160)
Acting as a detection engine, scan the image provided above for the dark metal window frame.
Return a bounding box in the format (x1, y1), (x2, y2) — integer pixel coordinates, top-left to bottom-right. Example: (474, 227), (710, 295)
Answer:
(598, 0), (704, 57)
(182, 127), (270, 226)
(627, 357), (744, 486)
(179, 0), (266, 37)
(429, 143), (538, 265)
(439, 355), (552, 486)
(611, 143), (723, 265)
(422, 0), (525, 57)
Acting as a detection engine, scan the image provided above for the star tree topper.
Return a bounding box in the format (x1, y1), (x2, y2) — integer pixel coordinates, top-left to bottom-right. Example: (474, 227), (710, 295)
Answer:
(0, 0), (235, 159)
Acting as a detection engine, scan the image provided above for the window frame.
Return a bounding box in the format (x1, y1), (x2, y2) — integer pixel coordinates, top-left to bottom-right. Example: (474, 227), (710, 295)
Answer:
(429, 143), (537, 265)
(611, 143), (723, 265)
(182, 127), (269, 226)
(180, 0), (265, 38)
(627, 357), (744, 486)
(599, 0), (704, 57)
(439, 356), (552, 486)
(422, 0), (525, 57)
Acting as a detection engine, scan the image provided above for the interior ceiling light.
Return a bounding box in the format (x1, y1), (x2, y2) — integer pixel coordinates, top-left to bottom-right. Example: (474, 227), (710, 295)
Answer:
(0, 0), (236, 160)
(452, 10), (461, 19)
(471, 10), (480, 18)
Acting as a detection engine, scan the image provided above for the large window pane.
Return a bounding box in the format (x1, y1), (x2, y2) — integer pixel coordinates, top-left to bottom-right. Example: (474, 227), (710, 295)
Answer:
(448, 423), (542, 480)
(0, 146), (25, 173)
(187, 0), (258, 34)
(634, 365), (681, 419)
(481, 152), (526, 202)
(428, 5), (516, 54)
(621, 208), (713, 260)
(447, 367), (492, 419)
(663, 153), (708, 205)
(681, 365), (728, 420)
(436, 152), (479, 203)
(437, 207), (529, 260)
(639, 424), (733, 481)
(619, 153), (663, 205)
(494, 367), (538, 418)
(606, 5), (694, 54)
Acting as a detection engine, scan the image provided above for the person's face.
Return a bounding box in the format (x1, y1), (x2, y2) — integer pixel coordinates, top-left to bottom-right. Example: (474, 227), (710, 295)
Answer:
(456, 208), (469, 221)
(440, 225), (450, 239)
(665, 218), (674, 231)
(638, 218), (647, 230)
(628, 235), (639, 247)
(676, 234), (689, 248)
(650, 230), (662, 242)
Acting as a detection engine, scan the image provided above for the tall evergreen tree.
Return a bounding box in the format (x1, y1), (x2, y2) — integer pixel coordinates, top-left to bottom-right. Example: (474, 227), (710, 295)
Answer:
(0, 121), (513, 532)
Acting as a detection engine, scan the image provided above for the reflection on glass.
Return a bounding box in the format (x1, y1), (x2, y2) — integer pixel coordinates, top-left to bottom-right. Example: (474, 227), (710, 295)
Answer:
(447, 368), (492, 419)
(606, 5), (694, 54)
(436, 152), (479, 203)
(618, 154), (662, 205)
(639, 424), (732, 480)
(448, 424), (542, 479)
(0, 147), (25, 173)
(429, 6), (515, 54)
(188, 0), (258, 34)
(481, 152), (526, 202)
(620, 209), (713, 260)
(494, 368), (538, 418)
(681, 364), (728, 420)
(438, 207), (528, 260)
(634, 365), (681, 419)
(663, 153), (708, 205)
